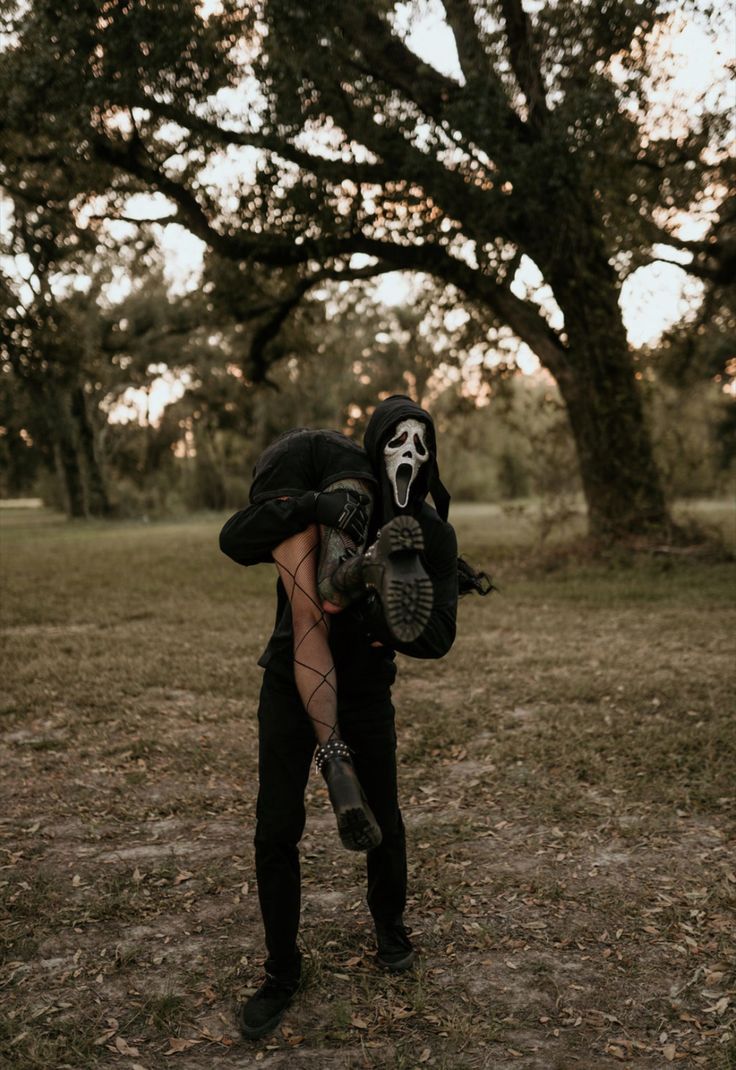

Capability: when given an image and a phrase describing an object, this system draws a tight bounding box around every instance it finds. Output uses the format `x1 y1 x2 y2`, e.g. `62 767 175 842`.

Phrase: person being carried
219 395 490 1040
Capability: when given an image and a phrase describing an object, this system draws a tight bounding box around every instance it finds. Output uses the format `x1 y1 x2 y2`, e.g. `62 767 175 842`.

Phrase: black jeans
254 671 407 980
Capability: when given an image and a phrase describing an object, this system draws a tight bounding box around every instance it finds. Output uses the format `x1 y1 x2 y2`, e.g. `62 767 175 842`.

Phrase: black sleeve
359 517 458 660
219 496 315 566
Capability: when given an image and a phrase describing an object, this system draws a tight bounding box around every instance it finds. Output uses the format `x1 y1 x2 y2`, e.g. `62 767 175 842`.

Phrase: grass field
1 503 735 1070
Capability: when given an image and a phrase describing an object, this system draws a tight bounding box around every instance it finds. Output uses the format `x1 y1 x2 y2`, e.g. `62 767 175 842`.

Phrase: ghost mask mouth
383 418 429 510
395 463 414 508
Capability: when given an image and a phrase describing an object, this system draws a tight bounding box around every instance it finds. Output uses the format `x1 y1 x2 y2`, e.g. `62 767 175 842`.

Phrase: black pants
254 671 407 980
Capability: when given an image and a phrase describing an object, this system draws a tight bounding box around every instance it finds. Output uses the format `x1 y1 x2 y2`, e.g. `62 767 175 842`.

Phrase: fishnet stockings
272 525 339 745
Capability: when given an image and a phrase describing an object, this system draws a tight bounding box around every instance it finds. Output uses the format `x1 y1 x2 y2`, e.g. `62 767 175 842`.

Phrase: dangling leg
272 526 381 852
272 525 338 746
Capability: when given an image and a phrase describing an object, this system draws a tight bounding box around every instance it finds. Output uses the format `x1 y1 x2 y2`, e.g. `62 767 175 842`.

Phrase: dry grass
1 503 734 1069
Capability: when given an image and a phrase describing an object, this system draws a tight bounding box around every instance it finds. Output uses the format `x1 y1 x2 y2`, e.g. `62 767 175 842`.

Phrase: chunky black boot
375 918 416 972
316 740 383 852
332 516 433 643
237 972 301 1039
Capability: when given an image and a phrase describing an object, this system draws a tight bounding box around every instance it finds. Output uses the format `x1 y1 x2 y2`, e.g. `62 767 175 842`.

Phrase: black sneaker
362 516 433 643
237 973 301 1040
375 919 416 972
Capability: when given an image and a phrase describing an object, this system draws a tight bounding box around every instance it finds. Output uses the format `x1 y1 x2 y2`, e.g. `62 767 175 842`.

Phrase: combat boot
332 516 433 643
315 739 382 852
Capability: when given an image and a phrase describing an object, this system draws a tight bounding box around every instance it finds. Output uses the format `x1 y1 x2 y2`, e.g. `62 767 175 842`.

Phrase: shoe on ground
237 973 301 1040
362 516 432 644
321 747 383 852
375 919 416 972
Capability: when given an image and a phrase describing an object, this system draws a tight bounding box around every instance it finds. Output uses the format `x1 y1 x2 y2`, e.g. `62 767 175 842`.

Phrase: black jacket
219 415 458 691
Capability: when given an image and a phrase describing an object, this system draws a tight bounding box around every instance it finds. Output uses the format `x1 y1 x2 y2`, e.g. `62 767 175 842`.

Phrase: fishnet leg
272 525 339 746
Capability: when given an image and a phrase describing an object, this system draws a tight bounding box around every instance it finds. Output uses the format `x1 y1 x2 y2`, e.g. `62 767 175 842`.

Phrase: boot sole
325 761 383 852
337 806 383 851
371 517 433 644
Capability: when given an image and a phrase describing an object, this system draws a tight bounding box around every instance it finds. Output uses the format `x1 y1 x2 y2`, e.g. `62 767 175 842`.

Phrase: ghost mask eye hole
413 433 428 457
387 431 408 450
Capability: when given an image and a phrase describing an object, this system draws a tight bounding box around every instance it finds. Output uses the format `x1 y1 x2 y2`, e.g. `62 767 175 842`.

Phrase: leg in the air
331 515 433 644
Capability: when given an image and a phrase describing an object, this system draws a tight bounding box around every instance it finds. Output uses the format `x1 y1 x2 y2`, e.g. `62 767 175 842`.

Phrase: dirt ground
1 505 735 1069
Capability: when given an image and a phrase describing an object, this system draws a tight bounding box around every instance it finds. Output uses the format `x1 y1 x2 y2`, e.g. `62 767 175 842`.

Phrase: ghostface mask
383 418 429 509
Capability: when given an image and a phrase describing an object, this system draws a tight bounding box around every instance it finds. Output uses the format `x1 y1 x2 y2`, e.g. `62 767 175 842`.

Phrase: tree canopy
1 0 733 535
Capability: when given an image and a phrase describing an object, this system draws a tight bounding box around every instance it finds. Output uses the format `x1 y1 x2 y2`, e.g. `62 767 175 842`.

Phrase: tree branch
244 260 396 382
137 95 392 186
90 132 565 372
335 7 462 118
498 0 549 128
441 0 491 85
333 5 530 151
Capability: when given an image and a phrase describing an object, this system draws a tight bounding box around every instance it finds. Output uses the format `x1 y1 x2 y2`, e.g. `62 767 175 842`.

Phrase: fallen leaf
132 868 143 884
174 871 194 885
114 1036 140 1057
164 1037 201 1055
704 996 730 1016
350 1015 368 1030
663 1042 676 1061
419 1048 431 1063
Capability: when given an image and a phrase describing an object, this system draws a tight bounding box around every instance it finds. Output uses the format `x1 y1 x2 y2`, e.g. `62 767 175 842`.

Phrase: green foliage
1 0 732 534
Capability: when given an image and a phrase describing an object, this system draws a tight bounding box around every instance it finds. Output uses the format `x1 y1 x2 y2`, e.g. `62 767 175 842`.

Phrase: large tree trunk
556 351 670 538
26 380 86 517
51 394 87 518
543 226 671 540
71 386 112 516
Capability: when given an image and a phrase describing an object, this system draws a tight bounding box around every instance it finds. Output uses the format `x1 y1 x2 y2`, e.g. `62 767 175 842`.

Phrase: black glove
307 488 371 543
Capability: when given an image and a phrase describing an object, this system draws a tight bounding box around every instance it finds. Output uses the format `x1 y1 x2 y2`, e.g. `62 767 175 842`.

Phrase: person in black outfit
220 397 462 1039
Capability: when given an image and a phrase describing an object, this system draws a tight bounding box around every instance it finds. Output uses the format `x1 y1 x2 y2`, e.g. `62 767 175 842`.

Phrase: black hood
364 395 451 521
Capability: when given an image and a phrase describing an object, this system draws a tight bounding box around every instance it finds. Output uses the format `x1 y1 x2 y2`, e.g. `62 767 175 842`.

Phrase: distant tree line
1 228 731 519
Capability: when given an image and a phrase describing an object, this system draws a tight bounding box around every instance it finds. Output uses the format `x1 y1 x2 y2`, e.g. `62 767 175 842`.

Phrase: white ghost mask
383 418 429 509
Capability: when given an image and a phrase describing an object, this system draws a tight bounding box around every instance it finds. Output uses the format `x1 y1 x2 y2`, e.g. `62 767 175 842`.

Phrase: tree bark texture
71 386 112 516
546 237 671 538
49 388 87 518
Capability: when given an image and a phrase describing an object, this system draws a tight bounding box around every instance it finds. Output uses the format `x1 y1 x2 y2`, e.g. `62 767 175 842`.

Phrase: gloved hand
305 488 371 543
